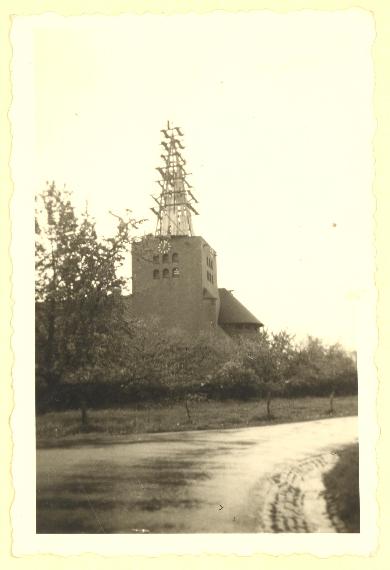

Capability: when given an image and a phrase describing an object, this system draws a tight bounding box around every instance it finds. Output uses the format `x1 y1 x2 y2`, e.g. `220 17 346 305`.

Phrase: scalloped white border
10 12 377 556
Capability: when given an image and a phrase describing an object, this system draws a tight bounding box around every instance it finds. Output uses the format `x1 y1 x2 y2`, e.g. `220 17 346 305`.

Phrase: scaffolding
152 121 198 236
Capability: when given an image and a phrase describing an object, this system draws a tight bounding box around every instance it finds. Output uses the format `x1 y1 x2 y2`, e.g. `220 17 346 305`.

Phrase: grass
323 443 360 532
36 395 358 447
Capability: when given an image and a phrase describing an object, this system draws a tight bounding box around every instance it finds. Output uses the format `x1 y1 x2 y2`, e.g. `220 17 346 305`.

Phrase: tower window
172 253 179 263
153 255 159 264
153 269 160 279
172 267 180 278
162 253 169 263
162 268 169 278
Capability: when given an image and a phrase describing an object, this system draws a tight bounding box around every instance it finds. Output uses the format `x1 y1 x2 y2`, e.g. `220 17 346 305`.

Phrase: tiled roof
203 287 218 300
218 288 263 326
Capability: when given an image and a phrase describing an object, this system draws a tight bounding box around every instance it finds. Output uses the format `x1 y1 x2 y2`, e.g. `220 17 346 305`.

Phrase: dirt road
36 416 358 533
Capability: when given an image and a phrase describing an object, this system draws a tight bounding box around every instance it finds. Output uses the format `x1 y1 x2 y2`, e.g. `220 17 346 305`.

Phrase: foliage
35 182 143 396
323 444 360 532
35 183 357 417
121 323 233 399
285 337 357 397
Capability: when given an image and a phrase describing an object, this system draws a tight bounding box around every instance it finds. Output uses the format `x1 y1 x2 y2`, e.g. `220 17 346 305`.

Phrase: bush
283 372 357 398
36 329 358 413
323 444 360 532
36 378 170 414
36 366 358 414
203 362 260 400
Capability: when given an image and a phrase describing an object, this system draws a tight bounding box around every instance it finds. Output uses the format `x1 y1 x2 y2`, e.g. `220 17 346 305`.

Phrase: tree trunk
44 296 57 385
185 398 192 423
266 390 272 419
328 389 335 415
80 394 88 427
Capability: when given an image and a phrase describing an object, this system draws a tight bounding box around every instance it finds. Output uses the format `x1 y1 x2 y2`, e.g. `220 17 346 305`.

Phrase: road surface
36 416 358 533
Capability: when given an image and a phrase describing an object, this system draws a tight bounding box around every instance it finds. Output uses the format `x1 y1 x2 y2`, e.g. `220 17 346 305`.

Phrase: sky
22 11 374 350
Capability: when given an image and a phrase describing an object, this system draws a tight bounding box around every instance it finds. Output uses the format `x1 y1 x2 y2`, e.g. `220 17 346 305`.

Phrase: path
36 416 358 533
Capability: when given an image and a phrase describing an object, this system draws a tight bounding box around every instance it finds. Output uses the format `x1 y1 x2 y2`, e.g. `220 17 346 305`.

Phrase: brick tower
131 123 220 334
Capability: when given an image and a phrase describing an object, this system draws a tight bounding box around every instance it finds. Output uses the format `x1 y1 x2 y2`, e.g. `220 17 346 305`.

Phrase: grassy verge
323 443 360 532
36 395 357 447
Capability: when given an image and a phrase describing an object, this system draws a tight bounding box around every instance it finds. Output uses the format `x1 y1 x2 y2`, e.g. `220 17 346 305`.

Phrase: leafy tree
287 336 357 406
35 182 357 426
35 182 144 424
238 329 296 418
322 342 357 412
124 322 232 421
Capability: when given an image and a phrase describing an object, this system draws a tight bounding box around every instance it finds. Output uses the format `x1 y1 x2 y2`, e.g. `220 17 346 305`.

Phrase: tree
288 336 357 405
239 329 296 418
35 182 144 424
125 322 232 421
323 342 357 413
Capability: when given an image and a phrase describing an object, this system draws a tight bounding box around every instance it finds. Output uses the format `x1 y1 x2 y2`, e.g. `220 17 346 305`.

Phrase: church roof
218 288 263 326
203 287 218 300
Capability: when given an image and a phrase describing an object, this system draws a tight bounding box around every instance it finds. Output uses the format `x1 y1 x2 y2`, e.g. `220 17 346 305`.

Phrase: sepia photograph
10 8 377 553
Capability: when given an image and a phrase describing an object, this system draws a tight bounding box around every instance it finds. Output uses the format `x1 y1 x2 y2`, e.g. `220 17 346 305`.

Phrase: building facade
131 235 220 334
128 123 262 337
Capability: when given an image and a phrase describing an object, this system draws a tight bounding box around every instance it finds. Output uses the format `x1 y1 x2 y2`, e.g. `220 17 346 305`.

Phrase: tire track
253 452 347 532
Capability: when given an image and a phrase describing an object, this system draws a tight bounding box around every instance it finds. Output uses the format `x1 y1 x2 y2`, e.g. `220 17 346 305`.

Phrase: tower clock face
157 238 171 254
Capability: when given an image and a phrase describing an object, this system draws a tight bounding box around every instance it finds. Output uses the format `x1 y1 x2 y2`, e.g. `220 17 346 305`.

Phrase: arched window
172 267 180 278
172 253 179 263
153 269 160 279
162 253 169 263
153 255 159 264
162 268 169 278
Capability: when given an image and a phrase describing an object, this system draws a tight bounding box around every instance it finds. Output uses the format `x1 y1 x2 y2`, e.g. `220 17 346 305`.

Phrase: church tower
131 123 220 335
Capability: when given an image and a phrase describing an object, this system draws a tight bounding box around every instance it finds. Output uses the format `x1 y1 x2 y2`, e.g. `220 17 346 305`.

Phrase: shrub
204 361 260 400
